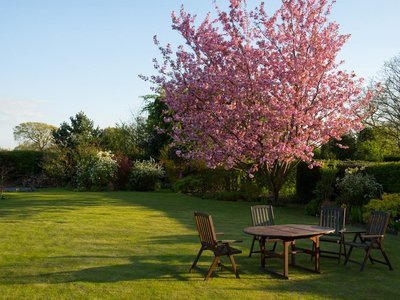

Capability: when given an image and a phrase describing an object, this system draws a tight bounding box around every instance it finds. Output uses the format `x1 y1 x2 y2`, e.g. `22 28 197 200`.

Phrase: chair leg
342 240 347 263
380 247 394 270
205 256 220 281
228 254 240 279
344 246 354 265
190 247 203 272
249 236 256 257
271 241 277 252
338 241 343 264
360 247 372 271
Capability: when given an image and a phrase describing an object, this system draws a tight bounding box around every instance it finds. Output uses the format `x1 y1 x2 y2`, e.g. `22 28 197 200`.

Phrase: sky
1 0 400 149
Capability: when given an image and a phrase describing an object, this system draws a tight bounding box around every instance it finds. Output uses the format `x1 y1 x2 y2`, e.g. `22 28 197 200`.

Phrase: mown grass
0 189 398 299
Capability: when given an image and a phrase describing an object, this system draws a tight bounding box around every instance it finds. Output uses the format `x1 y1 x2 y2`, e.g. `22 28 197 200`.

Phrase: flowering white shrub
129 158 165 191
76 151 118 190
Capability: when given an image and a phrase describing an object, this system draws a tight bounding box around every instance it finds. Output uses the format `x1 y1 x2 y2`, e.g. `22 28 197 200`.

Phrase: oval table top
243 224 335 239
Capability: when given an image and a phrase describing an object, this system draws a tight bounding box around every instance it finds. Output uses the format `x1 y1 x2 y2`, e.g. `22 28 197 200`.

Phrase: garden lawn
0 190 399 299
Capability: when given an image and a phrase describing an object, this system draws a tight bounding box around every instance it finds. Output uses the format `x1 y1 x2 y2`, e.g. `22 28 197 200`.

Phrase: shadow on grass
0 254 243 284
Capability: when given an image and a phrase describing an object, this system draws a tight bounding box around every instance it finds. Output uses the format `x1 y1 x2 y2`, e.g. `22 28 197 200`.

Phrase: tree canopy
13 122 56 150
148 0 373 202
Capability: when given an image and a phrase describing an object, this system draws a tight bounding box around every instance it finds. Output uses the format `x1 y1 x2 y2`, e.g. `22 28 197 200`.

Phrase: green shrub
363 194 400 232
0 150 44 184
296 161 321 203
76 151 118 190
214 191 243 202
305 162 338 216
129 158 165 191
336 167 382 208
305 198 321 216
365 162 400 193
173 176 204 194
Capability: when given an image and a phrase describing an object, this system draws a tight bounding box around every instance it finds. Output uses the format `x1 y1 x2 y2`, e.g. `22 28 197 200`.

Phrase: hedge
0 150 44 184
296 160 400 202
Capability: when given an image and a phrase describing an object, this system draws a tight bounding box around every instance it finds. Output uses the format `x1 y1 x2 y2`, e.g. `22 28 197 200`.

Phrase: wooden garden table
244 224 335 279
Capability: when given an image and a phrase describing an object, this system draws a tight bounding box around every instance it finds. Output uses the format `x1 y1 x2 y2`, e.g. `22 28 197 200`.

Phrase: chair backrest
366 211 390 236
319 206 346 234
250 205 275 227
194 212 218 248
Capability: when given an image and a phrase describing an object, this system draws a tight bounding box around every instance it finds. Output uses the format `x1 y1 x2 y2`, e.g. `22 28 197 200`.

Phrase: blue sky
1 0 400 149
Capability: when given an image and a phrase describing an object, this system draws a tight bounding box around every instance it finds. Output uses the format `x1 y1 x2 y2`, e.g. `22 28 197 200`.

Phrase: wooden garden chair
249 205 279 257
316 206 347 263
189 212 242 280
344 211 393 271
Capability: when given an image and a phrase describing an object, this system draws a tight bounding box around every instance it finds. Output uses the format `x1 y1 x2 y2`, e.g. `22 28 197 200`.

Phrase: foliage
0 150 44 185
147 0 372 204
100 116 149 159
305 198 321 217
335 167 383 207
13 122 57 150
363 193 400 232
129 158 165 191
76 151 118 190
159 145 186 185
368 53 400 147
141 94 172 159
173 175 203 194
296 162 321 204
53 111 101 150
52 112 102 185
114 154 133 190
306 162 338 216
354 127 400 161
320 134 357 160
365 162 400 193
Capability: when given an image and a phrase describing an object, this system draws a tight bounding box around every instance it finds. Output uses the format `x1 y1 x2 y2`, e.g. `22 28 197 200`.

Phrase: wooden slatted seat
317 206 347 263
249 205 279 257
189 212 242 280
344 211 393 271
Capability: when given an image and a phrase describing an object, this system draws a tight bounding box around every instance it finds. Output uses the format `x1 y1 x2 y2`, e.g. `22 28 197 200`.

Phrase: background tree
100 116 149 159
147 0 373 203
320 134 357 160
49 112 101 184
53 111 101 150
13 122 56 150
141 93 172 159
369 53 400 147
353 126 399 161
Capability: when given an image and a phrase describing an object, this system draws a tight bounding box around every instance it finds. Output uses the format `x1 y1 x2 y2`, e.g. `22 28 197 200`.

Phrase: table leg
259 236 266 268
311 236 321 273
283 241 290 279
291 240 296 266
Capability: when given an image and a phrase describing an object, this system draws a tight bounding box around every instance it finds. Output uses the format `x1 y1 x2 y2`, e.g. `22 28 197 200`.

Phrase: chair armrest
219 239 243 244
342 229 366 234
216 232 224 236
360 234 384 239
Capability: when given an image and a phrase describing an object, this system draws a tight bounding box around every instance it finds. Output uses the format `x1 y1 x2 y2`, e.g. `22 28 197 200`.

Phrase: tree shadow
0 254 242 285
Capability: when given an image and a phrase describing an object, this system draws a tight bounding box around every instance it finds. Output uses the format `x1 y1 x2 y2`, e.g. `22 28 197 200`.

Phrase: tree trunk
264 160 298 205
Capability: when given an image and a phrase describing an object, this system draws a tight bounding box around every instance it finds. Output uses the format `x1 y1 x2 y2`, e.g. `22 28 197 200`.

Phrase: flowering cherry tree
147 0 373 203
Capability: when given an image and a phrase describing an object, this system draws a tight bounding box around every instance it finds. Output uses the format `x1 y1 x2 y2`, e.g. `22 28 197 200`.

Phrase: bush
363 194 400 232
305 198 321 216
296 161 321 203
173 176 204 194
129 158 165 191
365 162 400 193
336 167 383 208
76 151 118 190
0 150 44 185
305 162 338 216
114 154 133 190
